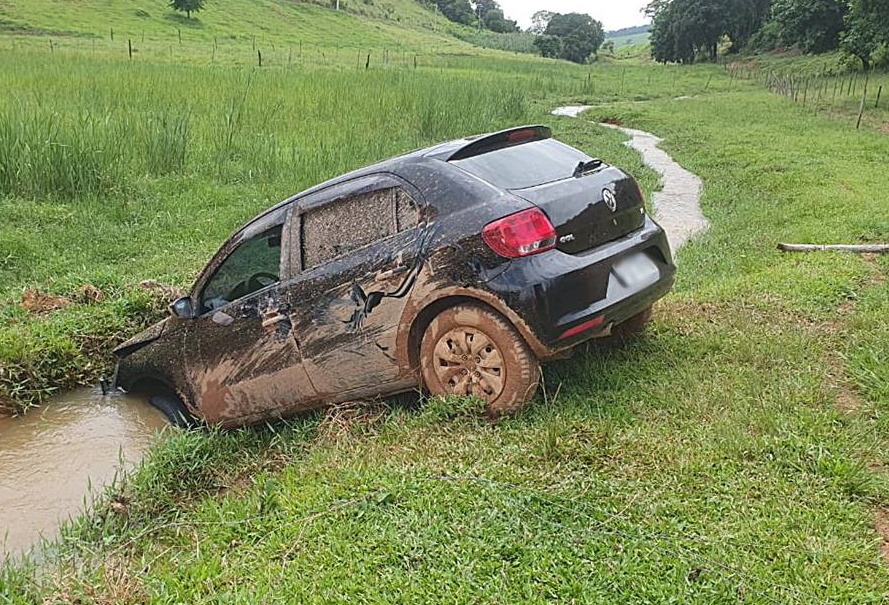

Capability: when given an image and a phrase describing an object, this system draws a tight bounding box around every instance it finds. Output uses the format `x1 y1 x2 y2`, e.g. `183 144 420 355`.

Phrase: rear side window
451 138 589 190
301 187 419 270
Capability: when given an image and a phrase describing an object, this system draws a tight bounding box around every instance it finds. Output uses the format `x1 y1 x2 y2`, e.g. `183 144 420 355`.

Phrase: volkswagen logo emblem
602 188 618 212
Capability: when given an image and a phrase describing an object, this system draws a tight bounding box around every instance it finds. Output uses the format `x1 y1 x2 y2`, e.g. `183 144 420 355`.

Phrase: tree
648 0 727 63
169 0 205 19
469 0 518 32
842 0 889 69
542 13 605 63
724 0 772 52
770 0 847 53
484 8 519 32
533 34 562 57
529 10 554 34
433 0 475 25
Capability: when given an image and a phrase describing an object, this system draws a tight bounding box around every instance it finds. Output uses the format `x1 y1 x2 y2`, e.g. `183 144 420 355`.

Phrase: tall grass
0 52 543 201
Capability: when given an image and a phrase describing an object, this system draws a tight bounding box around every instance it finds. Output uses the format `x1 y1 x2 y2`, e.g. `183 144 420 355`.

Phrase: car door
288 174 427 399
183 207 317 425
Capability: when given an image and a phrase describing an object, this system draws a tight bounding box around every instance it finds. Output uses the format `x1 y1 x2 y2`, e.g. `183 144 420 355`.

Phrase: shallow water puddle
552 106 710 250
0 389 167 562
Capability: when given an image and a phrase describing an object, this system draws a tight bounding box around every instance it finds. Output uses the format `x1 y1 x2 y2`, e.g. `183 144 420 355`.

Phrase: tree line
423 1 605 63
648 0 889 68
423 0 519 33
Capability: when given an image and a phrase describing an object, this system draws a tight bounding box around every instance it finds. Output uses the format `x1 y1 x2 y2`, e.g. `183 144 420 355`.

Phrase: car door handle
212 311 235 326
374 265 409 282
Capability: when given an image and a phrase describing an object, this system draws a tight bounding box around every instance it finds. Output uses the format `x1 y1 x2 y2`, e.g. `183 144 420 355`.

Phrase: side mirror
170 297 196 319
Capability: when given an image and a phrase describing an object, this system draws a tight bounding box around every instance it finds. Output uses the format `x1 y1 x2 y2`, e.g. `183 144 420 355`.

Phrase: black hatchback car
114 125 675 426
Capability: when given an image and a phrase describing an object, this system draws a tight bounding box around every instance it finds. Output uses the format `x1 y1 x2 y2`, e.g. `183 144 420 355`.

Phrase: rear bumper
486 215 675 354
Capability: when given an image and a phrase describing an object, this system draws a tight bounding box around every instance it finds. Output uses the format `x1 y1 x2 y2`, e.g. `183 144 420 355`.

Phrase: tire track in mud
552 105 709 251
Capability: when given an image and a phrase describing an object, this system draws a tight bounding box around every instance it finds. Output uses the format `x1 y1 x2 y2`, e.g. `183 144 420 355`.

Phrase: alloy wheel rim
432 327 504 400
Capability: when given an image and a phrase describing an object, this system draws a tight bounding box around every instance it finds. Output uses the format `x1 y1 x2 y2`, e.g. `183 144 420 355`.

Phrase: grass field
725 53 889 133
1 0 889 601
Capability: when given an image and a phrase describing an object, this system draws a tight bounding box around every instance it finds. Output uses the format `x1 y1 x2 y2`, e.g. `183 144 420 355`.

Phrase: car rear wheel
419 303 539 415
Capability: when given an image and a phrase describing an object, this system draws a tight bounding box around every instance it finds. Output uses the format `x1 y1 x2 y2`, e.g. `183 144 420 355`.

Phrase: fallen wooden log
778 243 889 253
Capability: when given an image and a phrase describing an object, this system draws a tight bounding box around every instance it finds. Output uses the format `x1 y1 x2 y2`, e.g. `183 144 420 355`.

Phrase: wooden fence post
257 50 262 67
875 85 883 109
856 72 869 130
128 38 133 59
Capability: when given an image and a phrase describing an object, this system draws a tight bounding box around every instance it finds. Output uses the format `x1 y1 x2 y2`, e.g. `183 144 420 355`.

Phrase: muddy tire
607 306 653 344
419 303 539 416
148 394 195 429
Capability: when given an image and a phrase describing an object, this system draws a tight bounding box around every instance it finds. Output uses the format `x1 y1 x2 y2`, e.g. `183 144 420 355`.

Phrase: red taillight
482 208 557 258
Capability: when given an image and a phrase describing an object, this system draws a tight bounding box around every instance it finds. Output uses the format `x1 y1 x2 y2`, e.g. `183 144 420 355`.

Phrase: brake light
482 208 556 258
507 128 537 143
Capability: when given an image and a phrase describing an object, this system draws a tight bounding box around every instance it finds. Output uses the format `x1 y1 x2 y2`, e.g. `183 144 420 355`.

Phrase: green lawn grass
1 2 889 601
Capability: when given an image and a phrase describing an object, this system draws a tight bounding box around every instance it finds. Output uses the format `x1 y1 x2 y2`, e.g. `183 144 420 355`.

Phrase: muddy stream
0 390 168 562
552 105 709 251
0 111 707 563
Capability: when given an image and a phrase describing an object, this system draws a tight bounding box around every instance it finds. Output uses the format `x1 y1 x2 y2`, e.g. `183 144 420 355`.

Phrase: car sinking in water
113 125 675 427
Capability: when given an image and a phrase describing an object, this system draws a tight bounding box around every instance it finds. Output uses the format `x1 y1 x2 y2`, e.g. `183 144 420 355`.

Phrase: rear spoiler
444 125 552 162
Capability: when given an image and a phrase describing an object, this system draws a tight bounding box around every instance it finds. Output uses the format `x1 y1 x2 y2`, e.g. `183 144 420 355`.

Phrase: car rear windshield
450 138 590 190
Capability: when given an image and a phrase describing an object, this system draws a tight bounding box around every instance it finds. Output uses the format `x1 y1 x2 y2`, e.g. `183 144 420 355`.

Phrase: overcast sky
497 0 650 31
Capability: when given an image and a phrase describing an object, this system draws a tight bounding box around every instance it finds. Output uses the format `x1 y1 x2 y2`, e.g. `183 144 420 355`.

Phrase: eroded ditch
552 105 709 250
0 390 167 562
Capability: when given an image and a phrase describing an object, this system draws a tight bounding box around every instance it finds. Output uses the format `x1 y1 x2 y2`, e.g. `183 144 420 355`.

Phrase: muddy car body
114 126 675 426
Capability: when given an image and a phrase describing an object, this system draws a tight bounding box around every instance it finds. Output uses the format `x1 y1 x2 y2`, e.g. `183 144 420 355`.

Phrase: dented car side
114 125 676 426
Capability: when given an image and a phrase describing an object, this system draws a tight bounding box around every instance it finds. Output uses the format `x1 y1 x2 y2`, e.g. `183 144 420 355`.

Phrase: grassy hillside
607 30 651 48
0 0 474 62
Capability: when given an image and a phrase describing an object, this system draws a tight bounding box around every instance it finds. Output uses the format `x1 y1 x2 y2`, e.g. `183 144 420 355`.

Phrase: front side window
199 225 283 313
